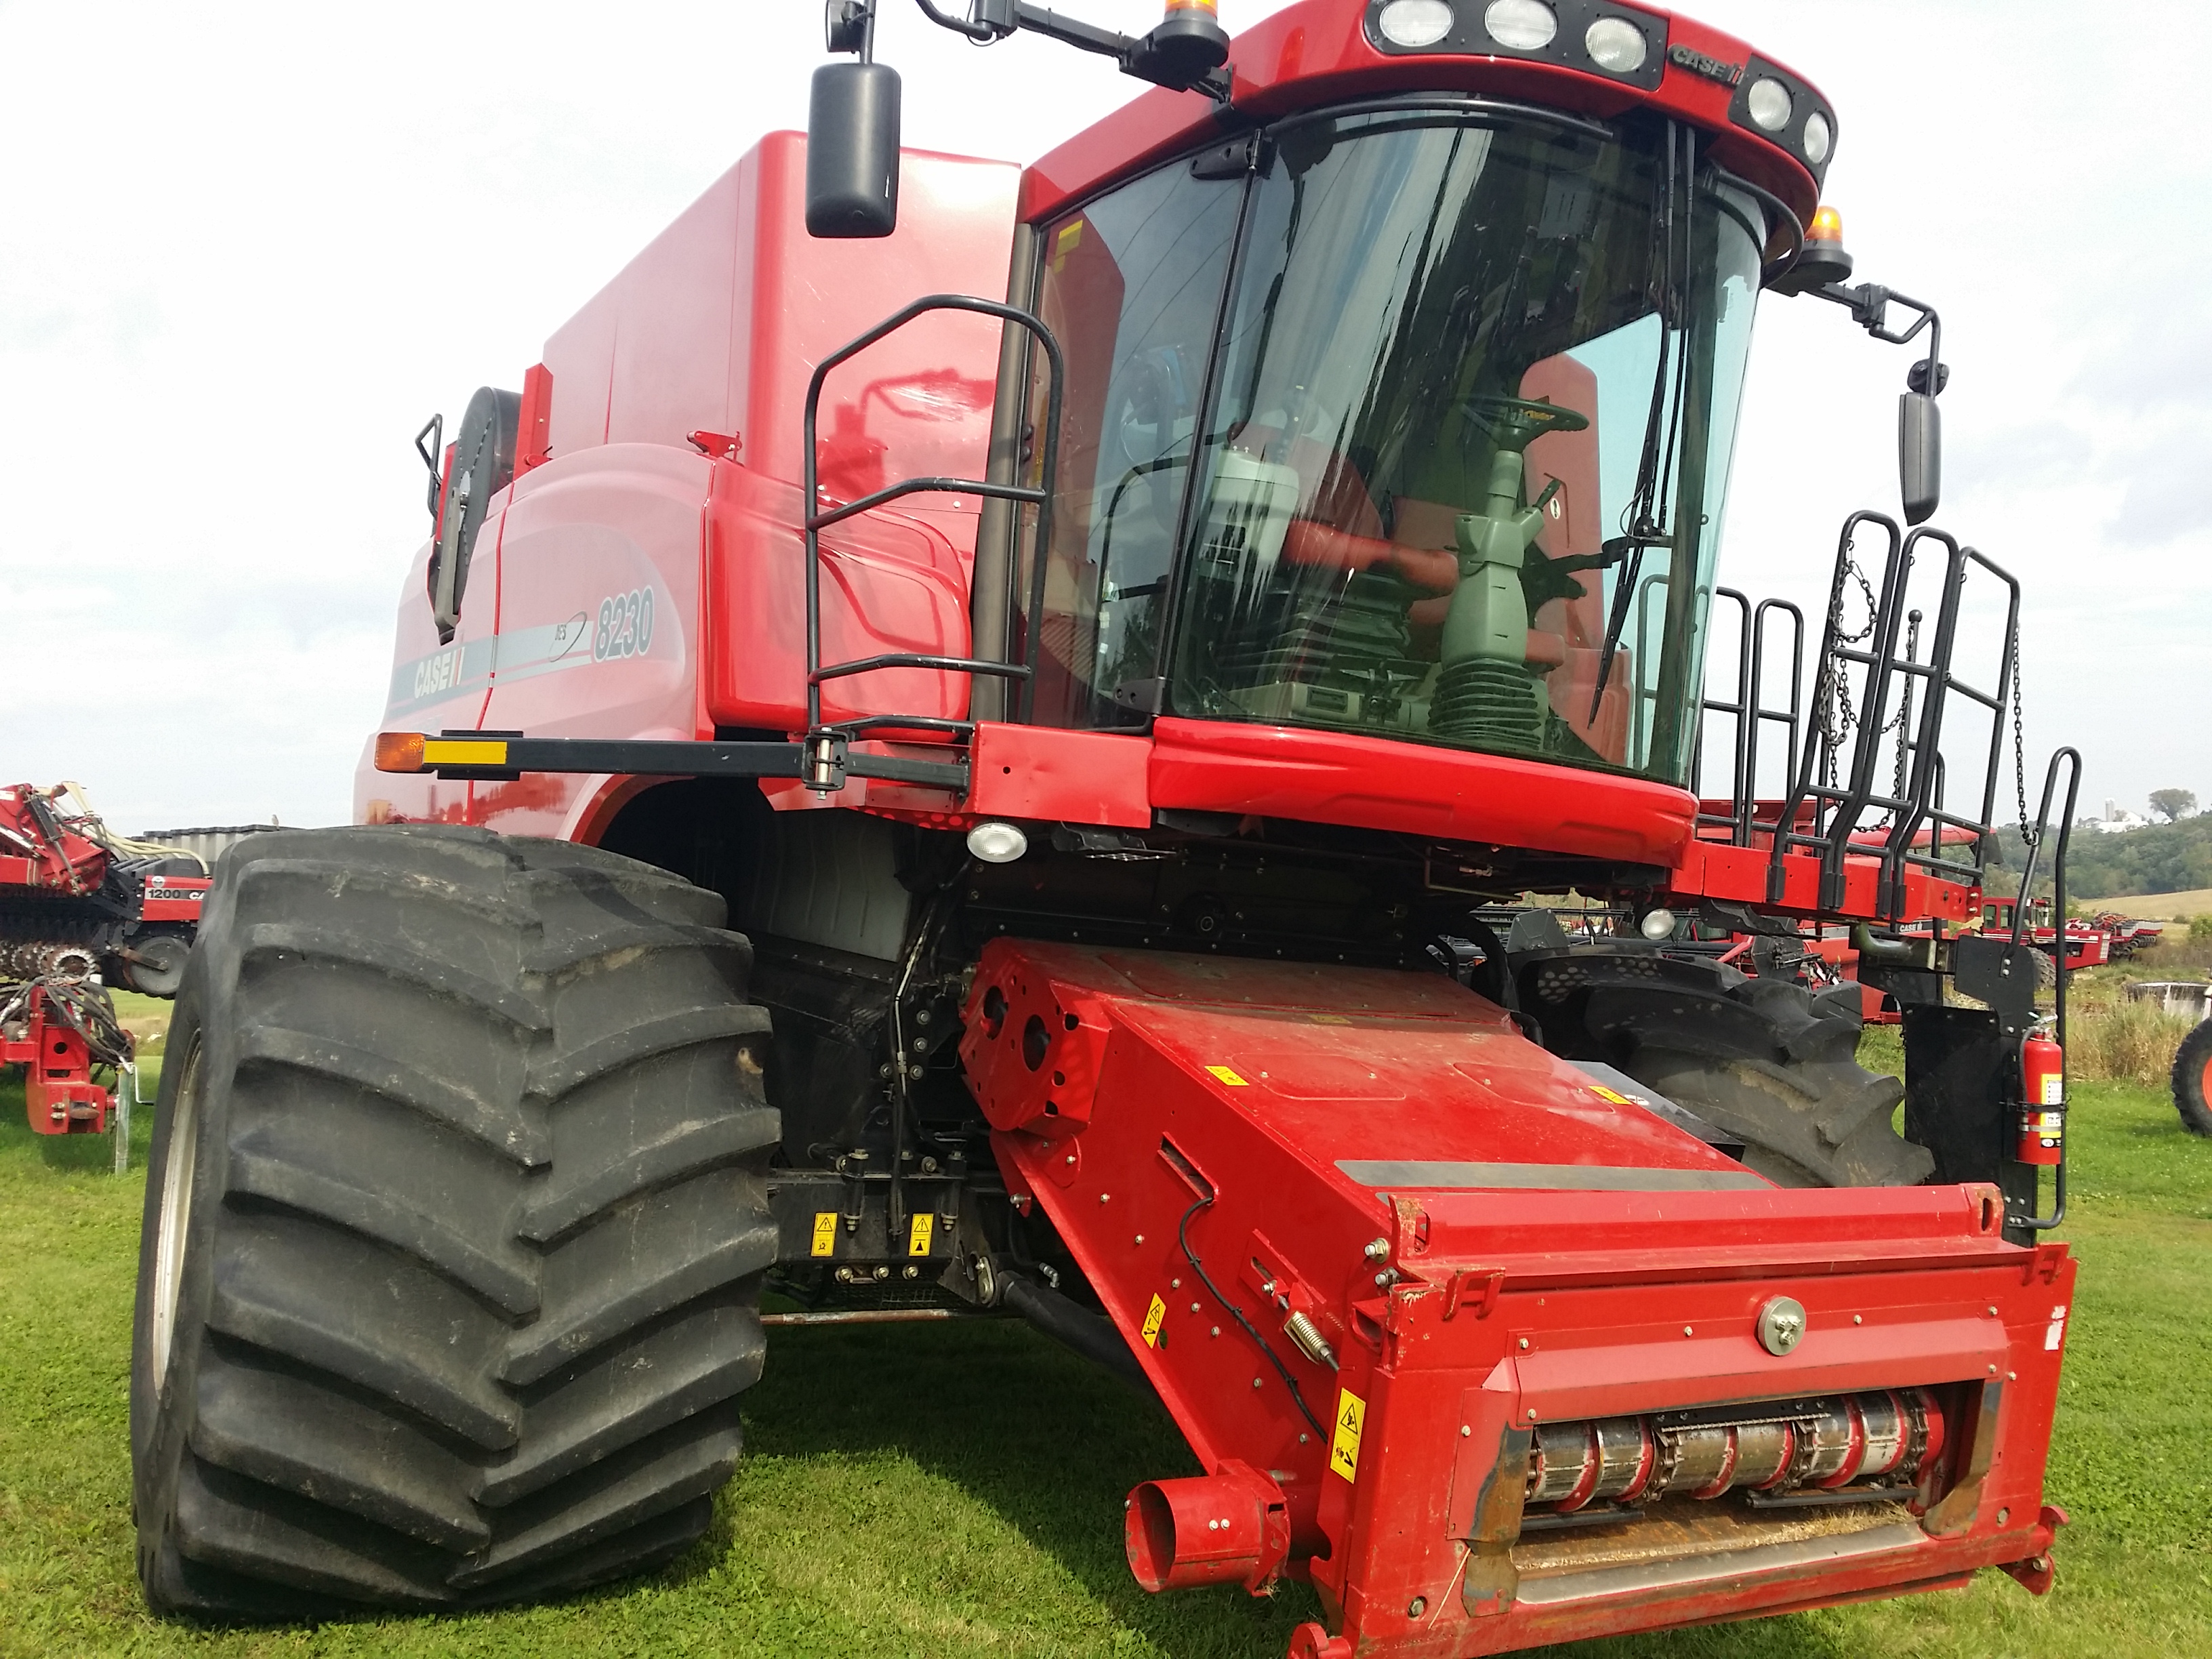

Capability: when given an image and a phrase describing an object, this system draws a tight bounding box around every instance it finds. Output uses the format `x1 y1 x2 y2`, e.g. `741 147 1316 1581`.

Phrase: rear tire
1522 947 1934 1188
131 825 777 1616
2172 1019 2212 1138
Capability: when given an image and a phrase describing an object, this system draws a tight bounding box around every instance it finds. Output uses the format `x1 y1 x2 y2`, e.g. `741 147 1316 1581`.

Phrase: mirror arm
912 0 1231 98
1811 281 1944 386
914 0 1010 43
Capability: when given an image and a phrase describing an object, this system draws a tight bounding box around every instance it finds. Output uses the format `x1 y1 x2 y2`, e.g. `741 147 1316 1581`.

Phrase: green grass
4 1053 2210 1657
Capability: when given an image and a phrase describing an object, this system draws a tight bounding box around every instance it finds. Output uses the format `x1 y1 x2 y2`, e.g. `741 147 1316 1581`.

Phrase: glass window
1017 160 1244 728
1162 109 1763 787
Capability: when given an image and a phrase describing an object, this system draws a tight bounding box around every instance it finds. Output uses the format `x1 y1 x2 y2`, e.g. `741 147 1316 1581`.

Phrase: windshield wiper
1591 121 1697 722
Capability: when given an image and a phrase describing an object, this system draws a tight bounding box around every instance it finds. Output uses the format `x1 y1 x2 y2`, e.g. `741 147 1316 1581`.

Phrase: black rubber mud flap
1520 946 1933 1188
130 825 778 1616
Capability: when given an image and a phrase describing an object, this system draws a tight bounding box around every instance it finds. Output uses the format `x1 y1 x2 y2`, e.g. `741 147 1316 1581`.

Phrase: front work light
1639 907 1677 941
1746 75 1793 131
1376 0 1454 48
1483 0 1557 51
967 821 1030 863
1583 15 1647 72
1802 110 1832 164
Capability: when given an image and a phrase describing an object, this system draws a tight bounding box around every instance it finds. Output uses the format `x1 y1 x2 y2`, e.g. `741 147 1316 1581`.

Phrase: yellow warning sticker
908 1212 935 1257
1206 1065 1250 1086
1330 1387 1366 1483
1589 1084 1635 1105
1141 1294 1167 1348
811 1212 838 1257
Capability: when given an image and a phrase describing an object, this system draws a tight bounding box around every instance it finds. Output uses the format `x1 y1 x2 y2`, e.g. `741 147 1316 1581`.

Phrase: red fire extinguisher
2018 1025 2065 1166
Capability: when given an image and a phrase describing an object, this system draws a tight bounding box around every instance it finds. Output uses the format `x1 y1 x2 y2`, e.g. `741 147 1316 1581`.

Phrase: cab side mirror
1899 390 1940 527
806 61 901 238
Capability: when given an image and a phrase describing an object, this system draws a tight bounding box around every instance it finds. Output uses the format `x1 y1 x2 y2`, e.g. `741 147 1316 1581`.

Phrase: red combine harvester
3 783 203 1143
131 4 2085 1651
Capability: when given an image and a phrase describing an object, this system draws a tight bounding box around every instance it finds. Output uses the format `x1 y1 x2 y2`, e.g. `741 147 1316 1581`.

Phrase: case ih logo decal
1667 43 1744 86
386 590 662 716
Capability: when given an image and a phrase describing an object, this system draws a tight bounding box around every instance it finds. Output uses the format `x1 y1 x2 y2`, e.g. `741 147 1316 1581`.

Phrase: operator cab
1017 103 1767 792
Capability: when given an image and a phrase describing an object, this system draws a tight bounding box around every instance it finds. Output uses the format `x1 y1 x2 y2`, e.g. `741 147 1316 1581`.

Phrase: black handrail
1696 589 1805 845
1766 510 1902 905
1762 512 2013 919
2011 745 2081 1231
802 293 1067 733
1877 540 2019 915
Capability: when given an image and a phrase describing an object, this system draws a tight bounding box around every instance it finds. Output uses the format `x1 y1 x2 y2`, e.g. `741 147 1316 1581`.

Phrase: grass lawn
3 1027 2208 1658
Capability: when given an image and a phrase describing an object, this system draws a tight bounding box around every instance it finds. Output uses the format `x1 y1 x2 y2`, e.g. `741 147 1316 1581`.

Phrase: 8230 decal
593 588 655 661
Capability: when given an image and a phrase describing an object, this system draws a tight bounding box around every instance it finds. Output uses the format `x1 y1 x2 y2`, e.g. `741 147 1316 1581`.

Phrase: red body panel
1023 3 1824 227
963 941 2070 1657
138 872 209 924
354 138 1018 832
0 785 108 893
3 985 114 1135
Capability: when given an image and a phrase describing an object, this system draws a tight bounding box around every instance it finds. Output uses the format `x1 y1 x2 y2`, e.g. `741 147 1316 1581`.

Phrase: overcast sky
2 0 2203 832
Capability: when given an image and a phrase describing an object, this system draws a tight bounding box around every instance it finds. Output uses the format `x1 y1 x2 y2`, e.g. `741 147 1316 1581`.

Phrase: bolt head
1252 1377 1263 1389
1210 1326 1221 1338
1364 1237 1390 1261
1408 1597 1427 1618
1460 1425 1471 1437
1099 1191 1110 1203
1755 1296 1805 1356
1134 1234 1144 1245
1997 1507 2011 1525
1518 1337 1530 1350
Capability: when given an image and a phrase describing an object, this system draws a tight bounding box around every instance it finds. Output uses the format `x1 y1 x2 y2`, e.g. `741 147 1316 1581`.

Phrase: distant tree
2150 788 2198 823
2192 914 2212 943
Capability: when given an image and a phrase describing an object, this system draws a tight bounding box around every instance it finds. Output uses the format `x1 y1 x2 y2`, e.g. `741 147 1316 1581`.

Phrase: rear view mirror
806 62 901 238
1899 391 1940 527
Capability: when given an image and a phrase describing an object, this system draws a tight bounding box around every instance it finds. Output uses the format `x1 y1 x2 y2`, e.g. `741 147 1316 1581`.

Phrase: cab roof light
1777 202 1854 291
1368 0 1667 87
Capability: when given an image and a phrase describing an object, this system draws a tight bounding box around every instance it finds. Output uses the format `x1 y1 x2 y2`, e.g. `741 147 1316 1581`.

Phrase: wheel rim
149 1040 203 1389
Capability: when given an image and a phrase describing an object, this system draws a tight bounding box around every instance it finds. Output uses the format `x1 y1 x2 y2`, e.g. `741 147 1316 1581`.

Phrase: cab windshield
1020 106 1765 788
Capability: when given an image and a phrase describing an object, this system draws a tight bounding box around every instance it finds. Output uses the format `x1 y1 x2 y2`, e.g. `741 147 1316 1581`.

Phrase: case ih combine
131 3 2083 1651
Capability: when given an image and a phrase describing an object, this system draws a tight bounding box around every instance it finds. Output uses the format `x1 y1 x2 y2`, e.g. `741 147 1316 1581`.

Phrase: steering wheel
1458 394 1590 454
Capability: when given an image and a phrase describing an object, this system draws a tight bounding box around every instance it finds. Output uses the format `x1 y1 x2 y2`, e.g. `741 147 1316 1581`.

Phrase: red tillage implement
131 3 2081 1650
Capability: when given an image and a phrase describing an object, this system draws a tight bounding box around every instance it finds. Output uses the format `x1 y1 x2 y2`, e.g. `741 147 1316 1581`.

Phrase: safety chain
2010 613 2036 851
1816 556 1882 789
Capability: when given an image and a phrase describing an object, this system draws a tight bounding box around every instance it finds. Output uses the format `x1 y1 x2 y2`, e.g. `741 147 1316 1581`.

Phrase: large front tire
131 825 777 1615
1522 947 1934 1189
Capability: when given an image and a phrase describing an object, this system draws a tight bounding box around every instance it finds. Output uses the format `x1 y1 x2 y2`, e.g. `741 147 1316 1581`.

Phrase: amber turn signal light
374 732 426 773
